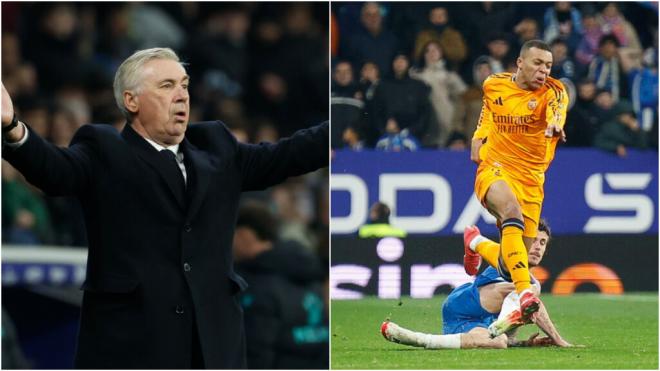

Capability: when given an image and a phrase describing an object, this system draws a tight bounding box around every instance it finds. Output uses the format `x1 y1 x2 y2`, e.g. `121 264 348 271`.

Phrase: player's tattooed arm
531 301 573 347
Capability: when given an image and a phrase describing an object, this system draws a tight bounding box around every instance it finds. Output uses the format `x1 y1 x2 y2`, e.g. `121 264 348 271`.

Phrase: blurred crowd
331 2 658 155
2 2 329 256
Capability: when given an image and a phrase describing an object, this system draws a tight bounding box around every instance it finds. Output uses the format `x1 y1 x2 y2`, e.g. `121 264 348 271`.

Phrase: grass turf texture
331 293 658 369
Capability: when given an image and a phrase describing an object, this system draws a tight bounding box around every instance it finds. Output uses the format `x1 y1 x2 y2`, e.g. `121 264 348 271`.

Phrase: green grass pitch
331 293 658 369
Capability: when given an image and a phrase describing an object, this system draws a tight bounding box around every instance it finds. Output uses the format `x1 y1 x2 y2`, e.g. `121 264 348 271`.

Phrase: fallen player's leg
381 321 506 349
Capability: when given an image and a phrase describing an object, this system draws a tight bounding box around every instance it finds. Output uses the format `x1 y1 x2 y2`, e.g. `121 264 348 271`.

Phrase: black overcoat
2 120 328 369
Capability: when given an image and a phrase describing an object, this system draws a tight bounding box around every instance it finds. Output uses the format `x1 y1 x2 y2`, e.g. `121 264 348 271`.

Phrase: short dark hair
550 38 567 47
520 39 551 57
236 201 278 242
370 201 391 223
538 218 552 242
599 34 621 48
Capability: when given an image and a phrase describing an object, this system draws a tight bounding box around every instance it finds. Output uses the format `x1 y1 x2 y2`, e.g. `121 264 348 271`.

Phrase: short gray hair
113 47 182 121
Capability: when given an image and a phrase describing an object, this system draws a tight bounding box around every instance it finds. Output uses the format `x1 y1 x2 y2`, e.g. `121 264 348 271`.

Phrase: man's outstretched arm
2 83 26 143
2 83 94 196
530 301 572 347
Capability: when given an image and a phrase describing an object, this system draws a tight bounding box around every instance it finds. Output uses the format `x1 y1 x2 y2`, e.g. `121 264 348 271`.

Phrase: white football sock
423 333 462 349
498 291 520 321
469 235 490 252
387 323 461 349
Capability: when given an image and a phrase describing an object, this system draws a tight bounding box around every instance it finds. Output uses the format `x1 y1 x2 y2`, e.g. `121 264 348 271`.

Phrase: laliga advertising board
330 149 658 236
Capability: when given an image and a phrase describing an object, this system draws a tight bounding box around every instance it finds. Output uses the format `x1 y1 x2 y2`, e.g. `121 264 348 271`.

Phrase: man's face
429 7 448 25
334 62 353 86
488 40 509 59
551 42 567 62
578 82 596 100
517 47 553 90
361 62 379 82
528 231 548 266
600 41 618 59
595 91 614 109
130 58 190 145
424 42 442 64
392 56 409 77
361 3 382 34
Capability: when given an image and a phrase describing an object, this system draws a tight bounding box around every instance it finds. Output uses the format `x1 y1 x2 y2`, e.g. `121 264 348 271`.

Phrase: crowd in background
331 1 658 155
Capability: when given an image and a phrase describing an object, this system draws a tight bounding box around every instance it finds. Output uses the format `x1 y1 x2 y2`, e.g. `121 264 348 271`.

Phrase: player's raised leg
484 180 540 317
463 225 500 275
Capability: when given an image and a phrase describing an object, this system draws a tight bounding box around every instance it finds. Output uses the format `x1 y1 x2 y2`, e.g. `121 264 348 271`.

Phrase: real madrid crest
528 98 537 110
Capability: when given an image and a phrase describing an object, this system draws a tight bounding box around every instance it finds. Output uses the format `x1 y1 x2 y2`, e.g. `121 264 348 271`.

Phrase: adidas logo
493 97 504 105
512 261 527 270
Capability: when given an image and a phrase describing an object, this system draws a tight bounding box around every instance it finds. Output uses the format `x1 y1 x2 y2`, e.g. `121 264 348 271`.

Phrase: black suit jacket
2 120 328 369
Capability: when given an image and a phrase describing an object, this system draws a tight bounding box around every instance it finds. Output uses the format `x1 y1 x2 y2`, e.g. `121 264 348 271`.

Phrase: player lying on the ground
381 220 572 349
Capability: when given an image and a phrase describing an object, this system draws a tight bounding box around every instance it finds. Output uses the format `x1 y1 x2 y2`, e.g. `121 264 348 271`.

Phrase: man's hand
616 144 627 158
545 124 566 142
2 83 25 143
522 332 554 347
553 337 574 347
470 138 484 164
2 82 15 126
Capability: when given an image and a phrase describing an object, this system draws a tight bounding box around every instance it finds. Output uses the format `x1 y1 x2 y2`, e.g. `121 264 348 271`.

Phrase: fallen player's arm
531 301 573 347
508 332 556 347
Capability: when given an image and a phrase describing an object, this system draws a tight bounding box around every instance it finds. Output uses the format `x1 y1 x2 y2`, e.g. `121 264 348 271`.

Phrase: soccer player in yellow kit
463 40 568 321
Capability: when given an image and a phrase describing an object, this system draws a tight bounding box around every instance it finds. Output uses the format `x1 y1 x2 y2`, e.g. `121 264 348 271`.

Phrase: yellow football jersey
473 73 568 185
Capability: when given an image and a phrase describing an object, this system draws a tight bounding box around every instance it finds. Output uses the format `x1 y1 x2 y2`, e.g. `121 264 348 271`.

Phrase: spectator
565 79 601 146
481 33 513 74
1 33 39 100
341 125 365 151
22 4 98 92
462 2 518 59
340 2 399 77
410 40 467 147
550 38 578 81
233 202 328 369
413 6 468 70
49 105 77 147
446 131 468 151
357 61 380 102
593 88 617 124
129 3 185 50
596 3 642 57
623 47 658 145
588 34 629 102
542 2 583 53
453 56 493 140
187 6 251 99
331 61 363 149
593 100 647 157
331 60 361 99
372 53 431 143
2 162 53 245
357 61 382 145
375 126 421 152
513 18 541 52
358 201 407 238
575 13 604 66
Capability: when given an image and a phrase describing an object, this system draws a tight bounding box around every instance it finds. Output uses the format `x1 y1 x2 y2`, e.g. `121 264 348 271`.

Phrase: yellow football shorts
474 162 543 238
